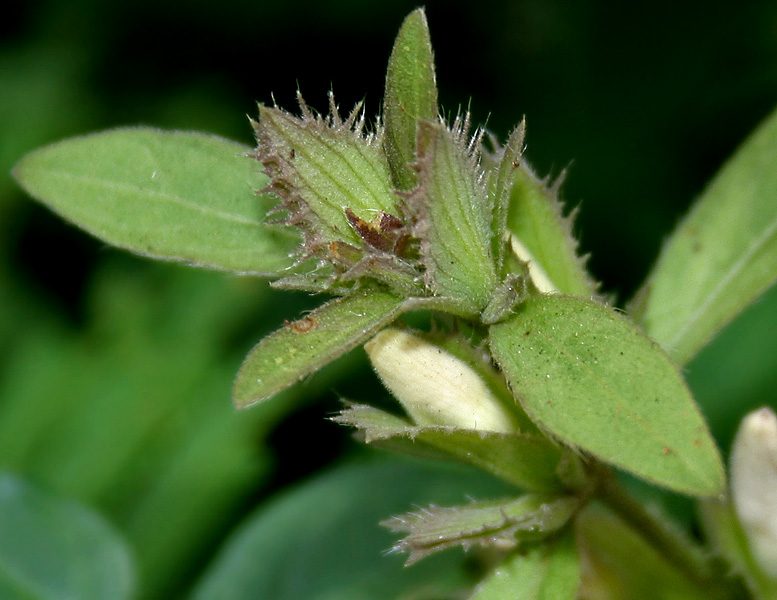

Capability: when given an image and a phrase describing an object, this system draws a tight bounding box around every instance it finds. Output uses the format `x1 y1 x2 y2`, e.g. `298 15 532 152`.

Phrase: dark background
7 0 777 302
2 0 777 597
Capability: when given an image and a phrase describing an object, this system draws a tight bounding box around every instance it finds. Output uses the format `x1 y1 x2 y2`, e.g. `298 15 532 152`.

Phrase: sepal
486 121 526 270
252 93 420 292
383 494 579 565
406 118 498 311
334 403 568 493
506 161 597 297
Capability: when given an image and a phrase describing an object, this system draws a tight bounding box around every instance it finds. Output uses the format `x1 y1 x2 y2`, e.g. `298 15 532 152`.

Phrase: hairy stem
596 469 740 599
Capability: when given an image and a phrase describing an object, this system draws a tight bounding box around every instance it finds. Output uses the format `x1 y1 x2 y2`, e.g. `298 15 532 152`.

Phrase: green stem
596 470 739 599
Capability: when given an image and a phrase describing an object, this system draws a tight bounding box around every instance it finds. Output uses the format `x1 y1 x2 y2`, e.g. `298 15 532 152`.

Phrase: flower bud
364 328 519 433
730 406 777 578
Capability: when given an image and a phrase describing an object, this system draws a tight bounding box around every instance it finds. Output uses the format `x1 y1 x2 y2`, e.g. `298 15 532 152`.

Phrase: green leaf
384 493 579 565
488 295 724 497
506 163 595 296
470 533 580 600
12 128 298 274
190 457 513 600
576 505 711 600
233 288 405 408
383 7 438 190
684 280 777 445
634 106 777 364
254 99 401 252
335 404 568 493
0 472 135 600
410 120 498 310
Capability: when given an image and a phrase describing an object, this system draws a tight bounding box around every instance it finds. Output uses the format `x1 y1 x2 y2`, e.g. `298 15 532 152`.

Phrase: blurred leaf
576 505 710 600
117 390 272 597
382 7 438 190
634 105 777 365
469 533 580 600
336 404 566 493
0 263 348 600
190 457 513 600
409 120 498 310
506 164 594 296
384 494 579 565
699 500 777 600
233 287 405 408
685 280 777 448
12 128 298 274
0 325 86 472
489 295 724 497
0 472 134 600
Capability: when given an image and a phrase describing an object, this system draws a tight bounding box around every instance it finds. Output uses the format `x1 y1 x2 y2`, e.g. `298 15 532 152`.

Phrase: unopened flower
730 406 777 578
364 328 519 433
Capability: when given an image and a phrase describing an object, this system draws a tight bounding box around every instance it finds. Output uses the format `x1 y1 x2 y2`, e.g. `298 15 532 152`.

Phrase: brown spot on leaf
287 315 318 333
662 446 671 456
379 212 404 231
345 207 410 255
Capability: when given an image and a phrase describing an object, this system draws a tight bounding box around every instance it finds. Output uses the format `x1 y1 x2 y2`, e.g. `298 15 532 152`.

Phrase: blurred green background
2 0 777 598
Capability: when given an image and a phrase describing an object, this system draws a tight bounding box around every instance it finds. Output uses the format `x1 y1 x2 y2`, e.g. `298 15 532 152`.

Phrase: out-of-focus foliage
634 105 777 365
0 472 135 600
0 257 360 599
191 457 513 600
